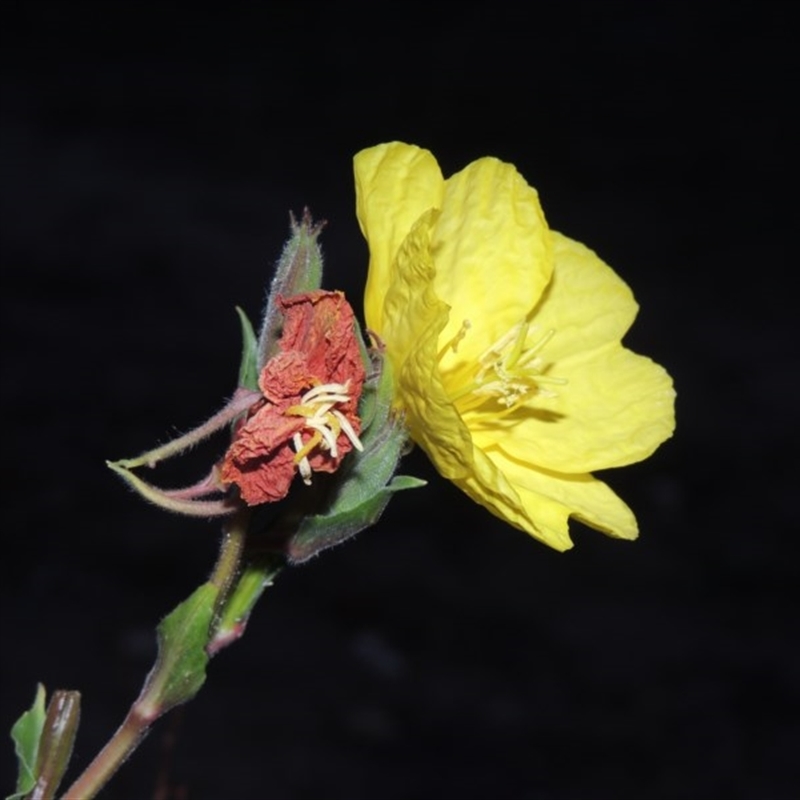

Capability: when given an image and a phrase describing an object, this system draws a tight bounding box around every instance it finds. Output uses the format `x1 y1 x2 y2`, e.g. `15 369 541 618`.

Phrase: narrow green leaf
138 583 218 721
236 306 259 391
8 683 46 799
385 475 428 492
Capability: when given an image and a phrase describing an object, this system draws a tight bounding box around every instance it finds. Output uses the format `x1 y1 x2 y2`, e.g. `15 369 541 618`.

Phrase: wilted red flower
220 290 366 505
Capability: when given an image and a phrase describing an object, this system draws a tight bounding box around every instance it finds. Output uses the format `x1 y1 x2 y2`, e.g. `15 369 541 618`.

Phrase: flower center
285 382 363 485
440 319 566 414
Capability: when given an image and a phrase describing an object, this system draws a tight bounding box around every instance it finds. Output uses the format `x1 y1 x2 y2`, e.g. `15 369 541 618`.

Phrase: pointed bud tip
290 207 327 239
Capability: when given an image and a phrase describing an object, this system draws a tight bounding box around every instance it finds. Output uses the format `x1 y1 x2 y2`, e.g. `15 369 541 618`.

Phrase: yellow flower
354 142 675 551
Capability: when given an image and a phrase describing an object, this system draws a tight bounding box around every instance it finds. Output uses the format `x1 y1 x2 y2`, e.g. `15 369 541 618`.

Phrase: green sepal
357 336 395 435
8 683 46 799
236 306 259 391
210 555 284 654
137 583 218 721
351 315 378 427
283 349 425 563
257 211 325 368
288 473 425 563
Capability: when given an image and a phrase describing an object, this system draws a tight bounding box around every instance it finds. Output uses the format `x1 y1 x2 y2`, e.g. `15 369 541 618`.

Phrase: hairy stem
61 508 253 799
60 706 150 800
209 506 251 607
115 388 260 470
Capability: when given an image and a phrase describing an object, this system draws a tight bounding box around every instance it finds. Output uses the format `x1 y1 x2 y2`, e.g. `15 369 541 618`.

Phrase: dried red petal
220 290 366 506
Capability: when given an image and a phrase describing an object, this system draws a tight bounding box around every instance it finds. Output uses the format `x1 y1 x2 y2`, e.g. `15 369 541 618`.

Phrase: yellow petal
468 231 675 472
382 211 473 481
471 343 675 472
431 157 553 367
529 232 639 361
452 444 535 539
354 143 444 335
488 448 639 550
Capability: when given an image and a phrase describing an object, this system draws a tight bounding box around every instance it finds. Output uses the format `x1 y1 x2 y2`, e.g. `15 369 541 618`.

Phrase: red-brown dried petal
221 290 366 506
258 350 314 403
220 440 297 505
279 291 366 408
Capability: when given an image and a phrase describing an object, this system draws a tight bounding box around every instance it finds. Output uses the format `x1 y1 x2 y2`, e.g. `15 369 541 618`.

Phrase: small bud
31 690 81 800
257 210 325 367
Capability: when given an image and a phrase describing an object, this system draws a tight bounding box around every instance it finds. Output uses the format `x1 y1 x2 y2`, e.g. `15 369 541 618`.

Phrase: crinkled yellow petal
380 209 444 377
431 157 554 367
488 447 638 550
400 347 474 482
354 143 444 335
382 211 473 481
451 444 546 545
468 231 675 472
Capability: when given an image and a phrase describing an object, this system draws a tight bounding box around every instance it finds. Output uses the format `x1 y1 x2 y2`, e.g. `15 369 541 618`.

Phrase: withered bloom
220 290 366 505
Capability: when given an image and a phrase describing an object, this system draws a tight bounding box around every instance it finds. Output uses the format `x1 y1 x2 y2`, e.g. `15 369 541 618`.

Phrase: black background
1 3 796 798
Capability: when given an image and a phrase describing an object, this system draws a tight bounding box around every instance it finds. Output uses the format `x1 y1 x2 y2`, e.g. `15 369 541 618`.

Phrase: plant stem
209 506 251 607
60 706 150 800
115 389 260 469
61 507 252 799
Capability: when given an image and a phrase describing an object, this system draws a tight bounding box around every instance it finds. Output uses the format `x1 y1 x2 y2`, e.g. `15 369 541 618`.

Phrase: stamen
450 320 565 413
505 321 530 369
531 374 568 386
292 432 313 485
293 430 323 465
301 382 351 404
286 380 361 484
305 417 339 457
312 402 335 418
477 324 520 366
518 328 556 364
333 409 364 451
437 319 472 361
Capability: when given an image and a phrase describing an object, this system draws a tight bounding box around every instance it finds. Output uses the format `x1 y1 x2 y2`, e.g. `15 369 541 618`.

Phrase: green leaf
236 306 259 391
384 475 428 492
257 211 325 368
288 474 425 563
8 683 46 799
138 583 218 721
